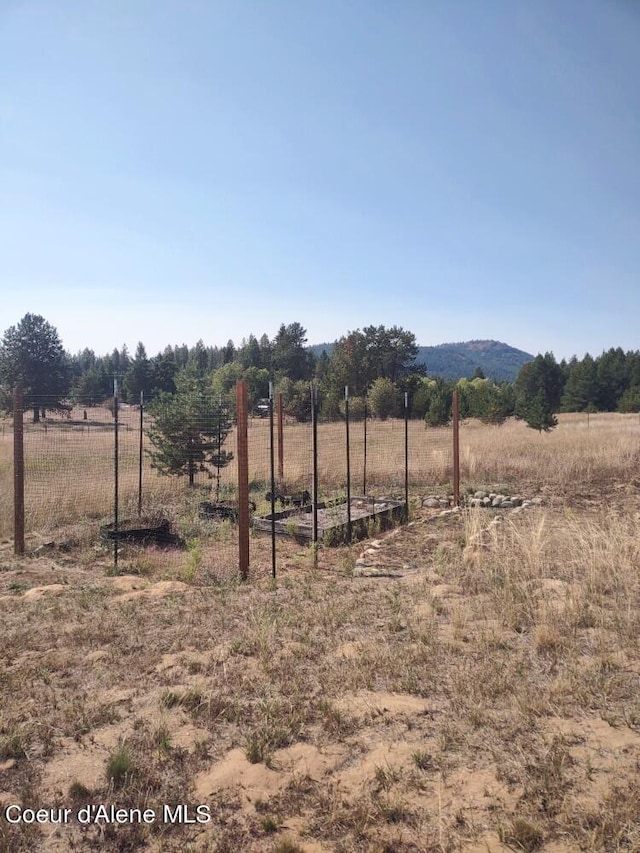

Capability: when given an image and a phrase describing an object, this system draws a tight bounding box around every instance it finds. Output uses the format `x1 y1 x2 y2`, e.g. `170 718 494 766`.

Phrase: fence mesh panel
5 386 456 575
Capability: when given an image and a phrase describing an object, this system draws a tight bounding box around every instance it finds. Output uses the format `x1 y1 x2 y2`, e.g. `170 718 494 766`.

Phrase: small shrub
261 815 279 833
500 817 544 851
106 744 135 789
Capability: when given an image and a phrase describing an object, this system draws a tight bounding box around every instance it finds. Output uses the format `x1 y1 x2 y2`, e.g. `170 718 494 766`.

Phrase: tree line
1 314 639 431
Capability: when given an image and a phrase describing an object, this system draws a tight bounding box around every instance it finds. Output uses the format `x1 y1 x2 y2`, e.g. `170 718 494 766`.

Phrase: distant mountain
309 340 534 382
415 340 534 382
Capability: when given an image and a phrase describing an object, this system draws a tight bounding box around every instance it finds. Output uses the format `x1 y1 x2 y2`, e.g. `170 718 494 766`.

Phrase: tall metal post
277 392 284 482
453 389 460 506
13 388 24 555
113 377 119 570
269 381 276 579
138 391 144 516
345 386 351 544
404 392 409 522
236 381 250 580
311 383 318 562
363 399 367 495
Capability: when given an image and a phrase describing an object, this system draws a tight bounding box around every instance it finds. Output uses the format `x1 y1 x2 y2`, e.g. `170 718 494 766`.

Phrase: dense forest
66 324 640 424
2 316 640 427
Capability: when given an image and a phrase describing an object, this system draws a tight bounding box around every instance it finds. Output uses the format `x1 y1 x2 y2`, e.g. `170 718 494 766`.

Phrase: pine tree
514 353 563 432
560 354 598 412
0 314 71 421
146 371 234 488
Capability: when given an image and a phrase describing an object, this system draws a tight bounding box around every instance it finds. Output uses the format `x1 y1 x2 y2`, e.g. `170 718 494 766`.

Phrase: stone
531 497 544 505
474 490 488 499
500 500 514 508
423 498 441 508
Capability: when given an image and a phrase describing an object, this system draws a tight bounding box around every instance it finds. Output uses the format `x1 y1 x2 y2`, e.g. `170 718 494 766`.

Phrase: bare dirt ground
2 475 640 853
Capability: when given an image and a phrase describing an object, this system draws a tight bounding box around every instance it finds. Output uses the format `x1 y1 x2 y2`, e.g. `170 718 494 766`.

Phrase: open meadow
1 412 640 851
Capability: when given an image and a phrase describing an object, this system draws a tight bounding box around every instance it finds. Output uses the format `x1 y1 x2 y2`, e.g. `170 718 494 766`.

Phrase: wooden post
13 388 25 555
277 392 284 482
452 389 460 506
236 381 250 580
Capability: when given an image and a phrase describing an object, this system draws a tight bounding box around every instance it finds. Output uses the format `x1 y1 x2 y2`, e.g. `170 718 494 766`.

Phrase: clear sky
1 0 638 362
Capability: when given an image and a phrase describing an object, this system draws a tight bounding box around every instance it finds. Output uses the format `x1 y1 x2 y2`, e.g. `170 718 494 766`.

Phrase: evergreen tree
327 325 418 399
210 396 235 501
328 330 370 397
146 371 233 488
514 353 563 432
72 366 111 405
189 340 210 376
124 342 153 402
151 347 178 395
239 334 262 369
362 325 418 382
258 334 273 373
0 313 71 421
560 354 598 412
617 386 640 413
221 339 235 365
272 323 314 381
596 347 628 411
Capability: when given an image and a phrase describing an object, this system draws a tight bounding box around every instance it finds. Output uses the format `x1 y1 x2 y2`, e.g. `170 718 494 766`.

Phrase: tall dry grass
0 410 638 538
460 412 640 493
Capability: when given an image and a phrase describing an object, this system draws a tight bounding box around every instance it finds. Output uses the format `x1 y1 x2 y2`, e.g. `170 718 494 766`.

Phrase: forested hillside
2 316 640 428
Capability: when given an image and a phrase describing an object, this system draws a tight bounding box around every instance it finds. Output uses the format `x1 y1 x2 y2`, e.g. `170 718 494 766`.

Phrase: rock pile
421 491 544 513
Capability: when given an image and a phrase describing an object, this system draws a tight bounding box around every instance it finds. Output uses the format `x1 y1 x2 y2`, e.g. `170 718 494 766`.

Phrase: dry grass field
1 412 640 851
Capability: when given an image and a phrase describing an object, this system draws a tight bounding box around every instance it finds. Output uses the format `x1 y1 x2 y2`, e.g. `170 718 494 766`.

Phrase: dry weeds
0 413 639 851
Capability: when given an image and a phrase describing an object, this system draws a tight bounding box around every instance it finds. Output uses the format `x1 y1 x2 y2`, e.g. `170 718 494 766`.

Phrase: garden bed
252 495 406 546
99 517 180 546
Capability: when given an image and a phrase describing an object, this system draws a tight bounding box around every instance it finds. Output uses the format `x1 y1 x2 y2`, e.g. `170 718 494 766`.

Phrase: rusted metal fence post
269 381 276 579
13 388 25 555
113 378 119 570
345 386 352 544
277 392 284 482
363 400 367 495
404 392 409 521
311 382 318 564
138 391 144 517
236 381 250 581
452 389 460 506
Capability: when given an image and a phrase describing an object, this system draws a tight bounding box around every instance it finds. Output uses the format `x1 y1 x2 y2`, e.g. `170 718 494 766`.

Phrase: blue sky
1 1 638 362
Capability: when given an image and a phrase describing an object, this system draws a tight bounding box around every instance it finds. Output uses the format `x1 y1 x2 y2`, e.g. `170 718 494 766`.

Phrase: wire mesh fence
5 384 456 578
